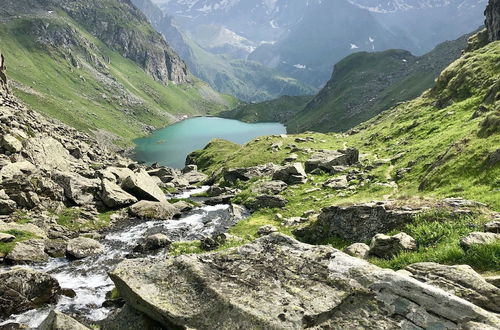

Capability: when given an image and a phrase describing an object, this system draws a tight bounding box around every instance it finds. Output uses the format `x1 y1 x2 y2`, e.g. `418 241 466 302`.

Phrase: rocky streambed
0 188 246 328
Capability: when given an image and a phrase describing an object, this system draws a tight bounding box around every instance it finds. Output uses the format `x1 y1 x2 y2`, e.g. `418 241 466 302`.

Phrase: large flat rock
110 234 500 330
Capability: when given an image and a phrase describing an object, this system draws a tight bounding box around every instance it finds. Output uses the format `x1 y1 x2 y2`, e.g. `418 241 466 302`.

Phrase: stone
344 243 370 259
250 195 288 210
122 169 167 202
172 201 192 213
52 171 100 205
305 148 359 173
251 181 288 195
44 239 67 258
272 163 307 185
182 170 208 185
369 232 417 258
485 276 500 289
300 201 419 242
0 161 37 180
0 267 60 318
485 0 500 42
23 136 72 171
1 134 22 153
0 232 15 243
460 232 500 249
229 204 246 219
281 217 306 227
484 221 500 233
100 166 135 184
0 191 16 215
323 175 348 189
101 179 138 209
257 225 278 236
100 304 165 330
223 163 279 185
66 237 105 259
129 200 178 220
110 234 500 330
182 164 198 173
405 262 500 313
39 310 90 330
0 221 47 239
143 234 171 251
6 239 49 264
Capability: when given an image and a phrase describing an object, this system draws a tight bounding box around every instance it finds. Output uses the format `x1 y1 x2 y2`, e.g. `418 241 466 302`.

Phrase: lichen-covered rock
369 232 418 258
344 243 370 259
484 220 500 233
460 232 500 249
405 262 500 313
66 237 105 259
122 169 167 202
272 163 307 185
250 195 288 210
251 181 288 195
110 234 500 329
39 310 90 330
129 200 178 220
305 148 359 173
0 267 61 318
1 134 23 153
6 239 49 264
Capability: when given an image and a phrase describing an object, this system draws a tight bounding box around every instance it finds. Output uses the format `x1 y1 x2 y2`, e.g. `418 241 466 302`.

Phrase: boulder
0 267 60 318
305 148 359 173
101 180 138 209
129 201 178 220
223 163 280 185
323 175 348 189
0 161 37 180
405 262 500 313
344 243 370 259
44 239 67 258
369 232 418 258
172 201 193 213
66 237 105 259
0 232 15 243
143 234 171 251
485 276 500 289
39 310 90 330
304 201 419 242
251 181 288 195
53 171 100 205
1 134 22 153
122 169 167 202
272 163 307 185
485 0 500 42
203 195 234 206
100 304 165 330
250 195 288 210
257 225 278 236
6 239 49 264
0 191 16 215
100 166 135 184
110 234 500 329
460 232 500 249
0 221 47 239
23 136 72 171
182 171 208 185
484 221 500 233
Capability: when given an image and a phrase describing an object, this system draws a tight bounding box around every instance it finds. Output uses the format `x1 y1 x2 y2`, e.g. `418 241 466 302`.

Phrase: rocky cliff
0 55 7 97
486 0 500 41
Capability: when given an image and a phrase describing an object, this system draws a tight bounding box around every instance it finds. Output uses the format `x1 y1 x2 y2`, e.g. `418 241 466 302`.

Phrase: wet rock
129 200 178 220
405 262 500 313
344 243 370 259
305 148 359 173
460 232 500 249
39 310 90 330
272 163 307 185
122 169 167 202
250 195 288 210
66 237 105 259
257 225 278 236
6 239 49 264
53 171 100 205
0 134 22 153
101 179 137 209
369 232 417 258
0 232 15 243
484 221 500 233
172 201 193 213
110 234 500 329
306 201 420 242
0 267 60 318
323 175 348 189
251 181 288 195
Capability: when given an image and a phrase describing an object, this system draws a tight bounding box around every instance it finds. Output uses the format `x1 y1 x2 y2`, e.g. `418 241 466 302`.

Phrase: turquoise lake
133 117 287 168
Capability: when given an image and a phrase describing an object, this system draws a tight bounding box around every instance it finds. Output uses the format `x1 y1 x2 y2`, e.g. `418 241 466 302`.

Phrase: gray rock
129 201 178 220
39 310 90 330
0 267 60 318
6 239 49 264
182 170 208 185
1 134 22 153
24 136 72 172
100 166 135 184
100 304 164 330
305 148 359 173
272 163 307 185
486 0 500 42
110 234 500 329
460 232 500 249
369 232 418 258
172 201 193 213
257 225 278 236
122 169 167 202
101 180 138 209
0 161 37 180
182 164 198 173
143 234 171 251
66 237 105 259
251 181 288 195
484 221 500 233
0 221 47 239
53 171 100 205
405 262 500 313
323 175 348 189
223 163 280 185
344 243 370 259
229 204 246 219
485 276 500 289
0 191 16 215
250 195 288 210
44 239 67 258
281 217 307 227
0 232 15 243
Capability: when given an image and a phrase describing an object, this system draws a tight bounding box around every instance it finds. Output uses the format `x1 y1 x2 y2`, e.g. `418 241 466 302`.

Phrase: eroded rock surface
110 234 500 330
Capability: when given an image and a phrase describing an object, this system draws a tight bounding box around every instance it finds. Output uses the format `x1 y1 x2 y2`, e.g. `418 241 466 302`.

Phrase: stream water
0 188 246 328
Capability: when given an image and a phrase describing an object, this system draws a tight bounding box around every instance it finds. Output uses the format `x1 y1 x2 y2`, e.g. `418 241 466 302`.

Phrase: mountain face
0 0 235 145
155 0 486 89
486 0 500 41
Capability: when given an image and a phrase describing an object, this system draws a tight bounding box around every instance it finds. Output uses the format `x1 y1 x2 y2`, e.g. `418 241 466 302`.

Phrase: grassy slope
186 41 500 272
0 14 236 146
